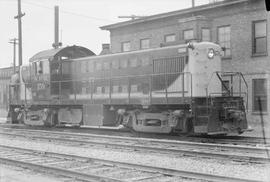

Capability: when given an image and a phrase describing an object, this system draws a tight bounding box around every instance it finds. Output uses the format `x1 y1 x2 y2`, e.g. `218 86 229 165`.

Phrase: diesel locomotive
8 42 249 135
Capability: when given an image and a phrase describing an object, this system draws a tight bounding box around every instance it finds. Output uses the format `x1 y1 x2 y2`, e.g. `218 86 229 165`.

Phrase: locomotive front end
188 42 250 135
207 96 248 135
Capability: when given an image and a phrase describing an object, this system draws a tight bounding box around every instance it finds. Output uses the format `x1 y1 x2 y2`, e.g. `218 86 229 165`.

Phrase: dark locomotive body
8 42 249 135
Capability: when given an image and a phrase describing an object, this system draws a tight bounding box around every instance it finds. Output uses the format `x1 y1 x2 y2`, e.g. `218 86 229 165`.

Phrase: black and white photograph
0 0 269 181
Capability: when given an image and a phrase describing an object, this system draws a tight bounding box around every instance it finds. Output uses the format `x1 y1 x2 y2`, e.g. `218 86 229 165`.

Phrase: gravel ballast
1 135 269 181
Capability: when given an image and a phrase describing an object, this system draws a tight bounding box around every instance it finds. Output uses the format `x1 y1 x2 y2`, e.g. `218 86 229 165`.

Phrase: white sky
0 0 210 68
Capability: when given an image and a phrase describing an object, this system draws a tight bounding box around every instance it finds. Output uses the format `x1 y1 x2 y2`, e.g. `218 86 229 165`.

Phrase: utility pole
8 38 18 74
14 0 25 67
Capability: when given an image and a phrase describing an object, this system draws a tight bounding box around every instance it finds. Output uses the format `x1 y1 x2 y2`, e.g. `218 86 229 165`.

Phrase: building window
95 62 102 71
85 61 89 72
131 84 138 93
89 62 94 72
77 62 81 73
104 86 110 94
217 25 231 57
202 28 210 41
253 20 267 55
121 85 128 93
96 86 102 94
183 29 194 41
86 84 91 94
103 61 110 70
253 79 267 112
141 57 150 66
82 86 87 95
112 60 119 69
121 41 131 52
164 34 176 43
129 58 138 67
120 60 128 68
81 61 85 73
113 85 119 93
140 38 150 49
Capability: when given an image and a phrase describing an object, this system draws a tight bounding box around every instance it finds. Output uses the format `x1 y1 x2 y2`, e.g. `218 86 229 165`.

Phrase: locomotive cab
9 46 95 126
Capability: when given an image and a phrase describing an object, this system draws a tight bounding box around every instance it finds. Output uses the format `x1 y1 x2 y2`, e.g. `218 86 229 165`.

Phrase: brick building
100 0 269 128
0 67 15 110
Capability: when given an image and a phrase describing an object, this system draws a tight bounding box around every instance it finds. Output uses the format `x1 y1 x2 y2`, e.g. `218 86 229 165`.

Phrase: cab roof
29 45 95 62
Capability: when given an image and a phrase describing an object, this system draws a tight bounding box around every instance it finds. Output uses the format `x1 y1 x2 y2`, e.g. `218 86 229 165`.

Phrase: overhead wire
21 0 115 23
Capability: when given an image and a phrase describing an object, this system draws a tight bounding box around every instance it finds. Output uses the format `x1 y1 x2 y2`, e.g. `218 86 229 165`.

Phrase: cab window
42 60 50 74
32 60 50 75
62 62 70 74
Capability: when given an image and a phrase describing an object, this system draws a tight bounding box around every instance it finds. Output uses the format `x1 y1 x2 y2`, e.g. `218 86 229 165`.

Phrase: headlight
43 108 49 113
14 108 20 112
208 48 215 59
172 110 184 117
117 109 126 115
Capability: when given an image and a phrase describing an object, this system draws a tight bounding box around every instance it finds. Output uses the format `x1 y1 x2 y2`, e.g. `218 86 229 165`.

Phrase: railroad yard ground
0 165 69 182
1 0 270 181
1 131 270 181
0 108 270 181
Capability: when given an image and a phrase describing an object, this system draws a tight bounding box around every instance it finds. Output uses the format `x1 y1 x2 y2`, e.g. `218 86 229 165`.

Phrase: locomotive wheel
10 109 19 124
237 127 244 135
184 118 194 134
43 113 55 127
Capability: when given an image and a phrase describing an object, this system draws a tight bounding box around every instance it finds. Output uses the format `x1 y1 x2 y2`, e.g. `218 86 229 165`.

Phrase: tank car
8 42 250 135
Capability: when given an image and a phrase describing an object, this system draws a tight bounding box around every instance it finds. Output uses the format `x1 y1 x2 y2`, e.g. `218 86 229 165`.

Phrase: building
0 67 16 110
100 0 269 129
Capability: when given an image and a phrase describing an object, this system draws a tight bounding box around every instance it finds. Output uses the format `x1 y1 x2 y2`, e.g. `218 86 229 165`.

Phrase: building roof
100 0 249 30
29 45 95 62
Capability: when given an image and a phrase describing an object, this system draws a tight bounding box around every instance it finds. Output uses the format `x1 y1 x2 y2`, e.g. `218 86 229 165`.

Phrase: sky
0 0 210 68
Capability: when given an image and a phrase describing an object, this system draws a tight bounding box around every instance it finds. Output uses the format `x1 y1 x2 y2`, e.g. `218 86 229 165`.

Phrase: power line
22 0 115 23
8 38 18 74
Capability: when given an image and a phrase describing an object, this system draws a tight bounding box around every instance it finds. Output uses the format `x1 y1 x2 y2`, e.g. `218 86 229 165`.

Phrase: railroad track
1 123 269 147
197 136 270 147
0 145 261 182
1 127 270 163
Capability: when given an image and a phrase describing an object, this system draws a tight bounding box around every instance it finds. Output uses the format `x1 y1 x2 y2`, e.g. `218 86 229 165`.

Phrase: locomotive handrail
48 71 191 83
208 71 248 110
209 92 247 97
218 71 248 110
9 71 193 106
216 71 248 90
215 72 230 95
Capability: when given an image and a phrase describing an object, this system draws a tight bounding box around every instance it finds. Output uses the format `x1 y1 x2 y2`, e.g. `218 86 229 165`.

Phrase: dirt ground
0 165 70 182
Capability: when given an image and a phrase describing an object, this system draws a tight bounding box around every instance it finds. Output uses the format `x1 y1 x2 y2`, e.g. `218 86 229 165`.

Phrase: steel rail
0 145 262 182
1 127 269 152
0 157 123 182
1 129 270 163
1 123 269 145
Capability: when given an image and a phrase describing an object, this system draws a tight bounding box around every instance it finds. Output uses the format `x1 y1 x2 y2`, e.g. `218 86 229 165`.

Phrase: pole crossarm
14 12 25 19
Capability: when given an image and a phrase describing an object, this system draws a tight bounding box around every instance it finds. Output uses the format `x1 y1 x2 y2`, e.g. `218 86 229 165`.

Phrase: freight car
8 42 249 135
